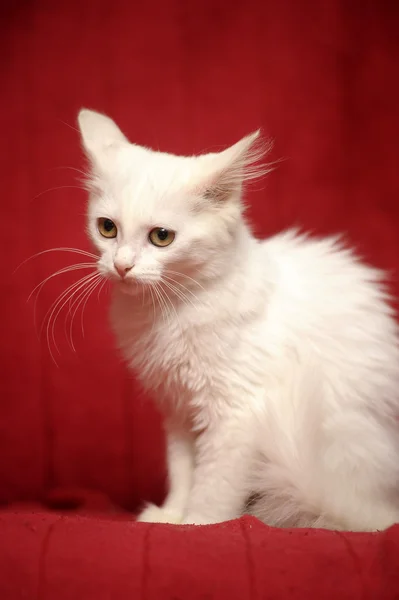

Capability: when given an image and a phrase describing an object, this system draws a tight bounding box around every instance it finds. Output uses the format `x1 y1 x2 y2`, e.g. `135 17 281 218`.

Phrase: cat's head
77 109 269 295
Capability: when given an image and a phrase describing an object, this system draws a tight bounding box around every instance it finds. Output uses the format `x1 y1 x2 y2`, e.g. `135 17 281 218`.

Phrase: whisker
50 273 102 360
97 278 108 303
64 275 97 349
147 285 157 336
160 283 178 319
158 282 183 334
51 165 88 178
58 119 82 135
164 269 206 292
162 276 202 310
161 278 191 309
68 275 103 350
80 277 105 336
66 272 97 315
63 282 90 350
28 262 95 302
153 282 170 326
15 247 98 273
29 185 85 204
40 272 97 337
48 272 101 358
158 281 179 326
161 282 201 330
29 262 96 333
41 272 100 365
141 282 145 309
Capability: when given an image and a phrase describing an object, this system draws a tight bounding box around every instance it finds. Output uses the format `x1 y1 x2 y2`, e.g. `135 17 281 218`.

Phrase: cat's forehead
111 146 199 189
93 147 201 224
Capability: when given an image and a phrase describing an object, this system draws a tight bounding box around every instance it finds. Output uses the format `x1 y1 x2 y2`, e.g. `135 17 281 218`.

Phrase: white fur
78 109 399 530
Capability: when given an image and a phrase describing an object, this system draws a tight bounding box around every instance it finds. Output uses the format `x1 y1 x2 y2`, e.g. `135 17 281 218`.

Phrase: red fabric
1 0 399 597
1 512 399 600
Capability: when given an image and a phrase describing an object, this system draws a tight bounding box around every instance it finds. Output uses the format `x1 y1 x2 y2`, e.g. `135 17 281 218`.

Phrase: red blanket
1 0 399 597
2 511 399 599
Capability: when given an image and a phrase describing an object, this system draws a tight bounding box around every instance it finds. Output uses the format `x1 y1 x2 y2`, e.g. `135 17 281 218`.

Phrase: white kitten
77 109 399 531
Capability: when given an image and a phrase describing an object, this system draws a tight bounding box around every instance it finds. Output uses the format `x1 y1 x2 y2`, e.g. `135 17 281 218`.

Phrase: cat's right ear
77 109 129 167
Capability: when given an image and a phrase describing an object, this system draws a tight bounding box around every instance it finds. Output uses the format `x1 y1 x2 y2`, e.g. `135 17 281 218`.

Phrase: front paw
181 513 217 525
136 503 183 525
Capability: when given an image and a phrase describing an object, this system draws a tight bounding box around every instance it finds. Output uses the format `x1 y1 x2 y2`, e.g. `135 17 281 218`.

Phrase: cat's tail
247 356 399 530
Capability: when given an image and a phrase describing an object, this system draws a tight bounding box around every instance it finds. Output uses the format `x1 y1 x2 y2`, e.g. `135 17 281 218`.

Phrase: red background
1 2 399 598
1 0 399 516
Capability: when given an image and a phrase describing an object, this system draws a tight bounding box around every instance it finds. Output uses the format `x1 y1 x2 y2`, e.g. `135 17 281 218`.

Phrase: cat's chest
112 292 268 423
132 319 264 413
142 322 258 429
133 319 229 391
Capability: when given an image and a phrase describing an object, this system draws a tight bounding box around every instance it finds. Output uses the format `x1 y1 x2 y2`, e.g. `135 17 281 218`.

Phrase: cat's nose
114 262 133 279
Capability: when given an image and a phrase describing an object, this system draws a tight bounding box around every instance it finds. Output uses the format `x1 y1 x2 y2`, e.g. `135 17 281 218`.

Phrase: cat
77 108 399 530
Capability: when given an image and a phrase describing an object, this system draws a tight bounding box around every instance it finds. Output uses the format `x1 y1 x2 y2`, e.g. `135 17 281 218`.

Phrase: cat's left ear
77 109 129 167
199 130 272 204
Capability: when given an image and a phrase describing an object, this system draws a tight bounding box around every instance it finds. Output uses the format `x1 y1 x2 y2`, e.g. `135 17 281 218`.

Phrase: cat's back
262 229 392 327
260 229 399 408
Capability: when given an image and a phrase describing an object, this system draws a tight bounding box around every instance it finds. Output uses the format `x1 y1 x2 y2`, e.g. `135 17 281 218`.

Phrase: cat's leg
181 416 254 525
248 407 399 532
137 424 194 524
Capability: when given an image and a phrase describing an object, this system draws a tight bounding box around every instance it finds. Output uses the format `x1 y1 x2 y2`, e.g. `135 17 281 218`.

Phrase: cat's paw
136 503 183 524
181 513 216 525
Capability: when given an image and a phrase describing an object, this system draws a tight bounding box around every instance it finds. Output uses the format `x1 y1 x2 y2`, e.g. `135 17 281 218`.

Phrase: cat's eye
98 218 117 239
149 227 175 247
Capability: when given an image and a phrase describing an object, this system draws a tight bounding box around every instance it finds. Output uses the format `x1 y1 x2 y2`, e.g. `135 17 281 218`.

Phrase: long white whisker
51 165 88 177
97 278 108 303
153 282 170 326
159 282 183 335
68 275 103 350
40 272 97 337
42 272 100 364
15 247 99 273
147 285 157 335
162 274 201 302
28 262 96 333
161 278 192 309
66 272 98 315
65 275 99 350
49 272 101 359
29 262 95 302
162 276 201 310
80 277 105 335
29 185 85 204
164 269 206 292
160 283 179 319
141 282 145 309
158 281 178 324
64 281 91 350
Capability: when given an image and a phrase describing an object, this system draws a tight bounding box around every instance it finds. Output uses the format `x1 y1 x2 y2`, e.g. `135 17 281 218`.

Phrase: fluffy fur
78 108 399 531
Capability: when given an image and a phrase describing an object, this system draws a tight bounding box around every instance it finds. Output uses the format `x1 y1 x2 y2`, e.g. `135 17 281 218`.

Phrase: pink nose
114 263 133 279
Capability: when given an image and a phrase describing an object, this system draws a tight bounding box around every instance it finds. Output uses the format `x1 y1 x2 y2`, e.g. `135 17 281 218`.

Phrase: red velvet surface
2 512 399 600
1 0 399 598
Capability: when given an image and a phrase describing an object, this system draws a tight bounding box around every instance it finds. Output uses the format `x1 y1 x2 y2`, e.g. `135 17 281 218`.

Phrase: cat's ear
77 109 129 166
200 131 272 204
